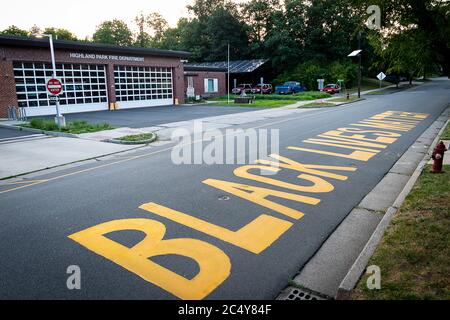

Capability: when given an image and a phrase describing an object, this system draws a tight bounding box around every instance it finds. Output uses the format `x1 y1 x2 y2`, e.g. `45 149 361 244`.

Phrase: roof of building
185 59 268 74
0 35 191 59
183 65 228 72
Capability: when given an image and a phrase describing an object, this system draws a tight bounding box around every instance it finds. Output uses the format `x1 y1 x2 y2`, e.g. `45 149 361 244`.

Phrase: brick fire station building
0 35 227 118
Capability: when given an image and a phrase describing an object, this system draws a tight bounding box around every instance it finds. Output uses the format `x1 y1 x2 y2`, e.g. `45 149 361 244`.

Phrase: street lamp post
35 33 65 128
348 49 363 99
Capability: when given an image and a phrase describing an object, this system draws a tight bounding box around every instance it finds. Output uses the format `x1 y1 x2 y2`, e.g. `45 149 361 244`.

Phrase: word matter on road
69 111 428 300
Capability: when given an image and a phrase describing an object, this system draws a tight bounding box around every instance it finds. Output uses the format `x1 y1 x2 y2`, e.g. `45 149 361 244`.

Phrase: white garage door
114 65 173 109
13 62 109 116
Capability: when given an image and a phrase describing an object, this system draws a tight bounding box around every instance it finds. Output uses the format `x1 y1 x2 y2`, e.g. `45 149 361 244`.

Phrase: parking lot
39 104 260 128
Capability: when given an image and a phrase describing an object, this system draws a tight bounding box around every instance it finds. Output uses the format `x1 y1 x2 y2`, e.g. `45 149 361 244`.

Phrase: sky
0 0 248 39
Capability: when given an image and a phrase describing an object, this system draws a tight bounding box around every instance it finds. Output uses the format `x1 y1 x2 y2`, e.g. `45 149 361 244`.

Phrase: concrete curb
0 122 80 139
336 106 450 300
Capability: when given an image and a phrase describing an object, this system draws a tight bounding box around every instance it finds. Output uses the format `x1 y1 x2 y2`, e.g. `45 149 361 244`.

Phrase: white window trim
204 78 219 93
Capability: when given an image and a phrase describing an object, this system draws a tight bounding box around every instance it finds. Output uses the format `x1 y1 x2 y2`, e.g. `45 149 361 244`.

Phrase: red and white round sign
46 78 63 95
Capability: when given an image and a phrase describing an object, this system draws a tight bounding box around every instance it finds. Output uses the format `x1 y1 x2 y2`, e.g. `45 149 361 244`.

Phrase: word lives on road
68 111 429 300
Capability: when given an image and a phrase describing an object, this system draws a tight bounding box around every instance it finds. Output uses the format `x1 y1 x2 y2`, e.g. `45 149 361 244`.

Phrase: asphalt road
40 104 261 128
0 127 34 140
0 80 448 300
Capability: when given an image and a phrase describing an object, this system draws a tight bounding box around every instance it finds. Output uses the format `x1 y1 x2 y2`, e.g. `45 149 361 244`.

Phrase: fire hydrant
431 141 447 173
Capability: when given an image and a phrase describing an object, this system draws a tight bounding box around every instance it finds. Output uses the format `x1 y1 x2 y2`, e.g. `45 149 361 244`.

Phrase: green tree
93 19 133 46
42 27 77 41
29 24 41 36
303 0 362 62
241 0 281 50
1 25 29 37
134 13 153 47
353 0 450 77
147 12 169 45
204 7 250 61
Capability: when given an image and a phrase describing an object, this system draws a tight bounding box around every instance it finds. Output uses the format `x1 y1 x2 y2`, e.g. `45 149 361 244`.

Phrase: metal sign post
377 72 386 88
35 33 66 128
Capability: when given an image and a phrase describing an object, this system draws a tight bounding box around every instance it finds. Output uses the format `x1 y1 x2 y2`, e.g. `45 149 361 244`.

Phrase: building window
13 62 107 108
204 78 218 93
187 76 194 88
114 66 173 102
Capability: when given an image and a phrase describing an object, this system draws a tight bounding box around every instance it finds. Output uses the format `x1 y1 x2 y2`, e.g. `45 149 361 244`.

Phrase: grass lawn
328 96 363 103
352 165 450 300
301 102 336 108
346 77 392 93
21 118 114 134
213 100 295 108
116 133 155 142
441 122 450 140
211 92 331 102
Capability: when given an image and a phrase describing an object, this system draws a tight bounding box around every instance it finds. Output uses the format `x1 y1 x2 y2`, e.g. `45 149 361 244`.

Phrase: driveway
0 127 35 140
40 104 262 128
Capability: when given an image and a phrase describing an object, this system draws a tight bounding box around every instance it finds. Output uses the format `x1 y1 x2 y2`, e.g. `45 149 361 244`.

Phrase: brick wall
0 48 19 118
184 71 226 98
0 46 186 117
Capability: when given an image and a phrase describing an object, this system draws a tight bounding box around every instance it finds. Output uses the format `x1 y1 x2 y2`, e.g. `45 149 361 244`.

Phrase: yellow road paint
234 165 335 193
63 110 430 300
1 180 47 186
203 179 320 220
308 135 386 151
288 146 378 162
316 135 389 149
334 128 402 137
68 218 231 300
303 139 382 153
256 154 356 181
321 129 398 144
352 120 414 132
140 202 293 254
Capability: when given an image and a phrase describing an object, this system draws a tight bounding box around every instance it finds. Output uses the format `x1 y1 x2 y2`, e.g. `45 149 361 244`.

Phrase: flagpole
227 43 230 104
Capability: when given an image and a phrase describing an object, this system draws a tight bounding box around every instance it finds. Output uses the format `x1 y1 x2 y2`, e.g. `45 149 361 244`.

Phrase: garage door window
114 66 173 102
13 62 107 108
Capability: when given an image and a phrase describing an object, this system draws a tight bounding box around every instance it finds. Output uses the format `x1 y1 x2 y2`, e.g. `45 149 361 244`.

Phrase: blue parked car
275 81 307 94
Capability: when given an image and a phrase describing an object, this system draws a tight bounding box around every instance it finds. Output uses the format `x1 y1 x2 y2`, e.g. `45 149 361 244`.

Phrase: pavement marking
68 218 231 300
0 179 46 185
66 110 432 300
290 111 429 162
0 102 372 195
140 202 293 254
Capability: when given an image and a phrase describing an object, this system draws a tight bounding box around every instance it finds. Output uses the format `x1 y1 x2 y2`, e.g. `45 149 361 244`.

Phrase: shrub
274 60 358 90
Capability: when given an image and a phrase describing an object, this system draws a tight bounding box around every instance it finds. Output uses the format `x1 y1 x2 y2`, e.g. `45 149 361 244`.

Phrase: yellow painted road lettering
288 146 378 162
68 219 231 300
352 120 413 132
234 165 335 193
307 137 387 150
303 139 382 153
321 129 399 144
256 154 356 181
140 202 293 254
334 128 402 137
203 178 320 220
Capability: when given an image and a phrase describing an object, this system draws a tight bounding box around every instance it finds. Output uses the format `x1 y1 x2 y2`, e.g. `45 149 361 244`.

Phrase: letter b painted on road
68 219 231 300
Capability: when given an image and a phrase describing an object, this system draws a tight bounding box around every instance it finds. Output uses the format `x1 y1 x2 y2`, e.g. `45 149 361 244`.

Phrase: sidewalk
0 136 137 180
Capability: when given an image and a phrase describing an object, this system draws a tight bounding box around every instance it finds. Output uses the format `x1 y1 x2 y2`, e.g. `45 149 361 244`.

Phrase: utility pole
358 31 362 99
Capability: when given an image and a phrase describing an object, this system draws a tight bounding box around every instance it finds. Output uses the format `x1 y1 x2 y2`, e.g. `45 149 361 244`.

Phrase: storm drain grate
278 287 327 301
